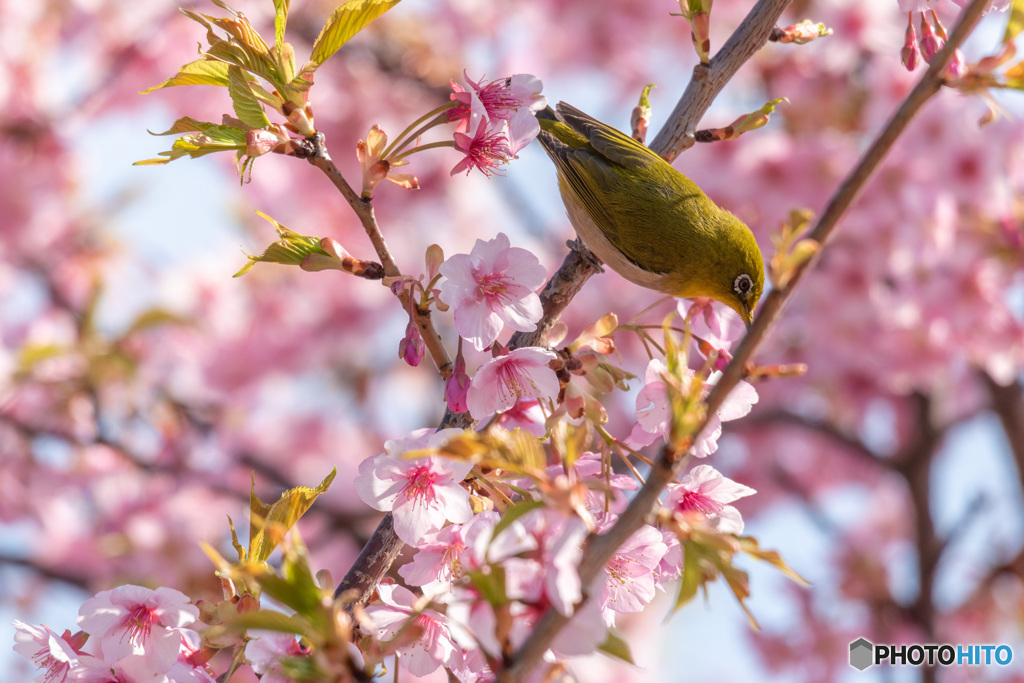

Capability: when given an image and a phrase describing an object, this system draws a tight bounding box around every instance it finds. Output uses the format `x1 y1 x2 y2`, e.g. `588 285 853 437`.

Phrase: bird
536 102 764 329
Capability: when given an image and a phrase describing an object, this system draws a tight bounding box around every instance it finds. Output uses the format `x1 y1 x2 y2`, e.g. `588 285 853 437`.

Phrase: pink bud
564 381 587 420
918 14 943 64
399 321 425 367
445 354 470 413
947 49 967 77
901 14 920 71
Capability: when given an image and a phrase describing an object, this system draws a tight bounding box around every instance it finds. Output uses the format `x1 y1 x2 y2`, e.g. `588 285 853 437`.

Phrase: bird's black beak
742 304 753 333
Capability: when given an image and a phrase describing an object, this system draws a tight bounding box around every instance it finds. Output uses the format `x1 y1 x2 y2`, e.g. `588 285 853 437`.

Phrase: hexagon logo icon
850 638 874 671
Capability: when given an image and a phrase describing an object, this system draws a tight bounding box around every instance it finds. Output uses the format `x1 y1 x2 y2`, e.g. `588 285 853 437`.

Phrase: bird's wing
555 102 664 170
540 127 678 276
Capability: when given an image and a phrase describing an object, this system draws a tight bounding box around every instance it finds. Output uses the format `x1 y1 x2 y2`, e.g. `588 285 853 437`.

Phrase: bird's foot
568 238 605 273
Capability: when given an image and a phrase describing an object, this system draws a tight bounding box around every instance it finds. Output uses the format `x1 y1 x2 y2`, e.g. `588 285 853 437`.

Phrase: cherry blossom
466 347 560 420
365 583 463 676
449 73 546 128
354 428 474 545
438 232 547 351
630 360 759 456
596 521 669 627
681 298 746 370
244 630 313 683
12 621 82 683
76 586 199 671
665 464 757 535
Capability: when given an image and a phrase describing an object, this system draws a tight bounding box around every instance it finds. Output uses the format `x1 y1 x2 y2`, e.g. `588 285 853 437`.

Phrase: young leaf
228 66 271 128
597 630 634 665
134 119 248 165
310 0 402 66
249 469 337 563
140 59 231 93
491 499 546 540
274 0 290 50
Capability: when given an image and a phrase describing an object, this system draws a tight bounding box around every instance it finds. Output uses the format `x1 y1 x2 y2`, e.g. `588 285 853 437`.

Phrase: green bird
537 102 765 329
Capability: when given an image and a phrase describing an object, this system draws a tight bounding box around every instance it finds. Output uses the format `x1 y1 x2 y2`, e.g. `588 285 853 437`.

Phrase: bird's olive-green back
538 102 764 316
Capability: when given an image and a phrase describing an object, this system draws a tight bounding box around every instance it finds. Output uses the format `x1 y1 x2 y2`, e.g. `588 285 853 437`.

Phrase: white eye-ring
733 273 753 298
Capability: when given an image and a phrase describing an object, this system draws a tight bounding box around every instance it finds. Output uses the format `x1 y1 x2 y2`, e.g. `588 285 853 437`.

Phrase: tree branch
499 0 990 677
650 0 793 160
305 134 454 379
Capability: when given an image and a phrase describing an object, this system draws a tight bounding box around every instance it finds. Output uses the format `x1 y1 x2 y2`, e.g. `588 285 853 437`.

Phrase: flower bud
445 353 470 413
901 14 920 71
399 320 425 367
919 14 942 63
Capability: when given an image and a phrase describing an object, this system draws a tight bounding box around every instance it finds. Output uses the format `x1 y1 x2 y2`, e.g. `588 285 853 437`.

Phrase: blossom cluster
355 447 754 680
349 288 760 679
13 586 212 683
448 73 547 177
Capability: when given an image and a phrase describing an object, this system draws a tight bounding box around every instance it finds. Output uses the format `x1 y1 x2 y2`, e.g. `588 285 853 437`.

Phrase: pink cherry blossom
244 629 318 683
354 428 474 545
449 73 546 127
630 360 759 456
466 347 560 420
680 298 746 370
12 621 82 683
76 586 199 672
438 232 546 351
665 464 756 535
450 117 513 177
365 583 463 676
496 398 547 436
596 522 668 627
397 521 474 596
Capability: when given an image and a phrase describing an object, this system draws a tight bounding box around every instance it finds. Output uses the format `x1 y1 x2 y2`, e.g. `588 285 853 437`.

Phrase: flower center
403 465 439 502
119 604 157 647
676 490 724 518
477 272 511 305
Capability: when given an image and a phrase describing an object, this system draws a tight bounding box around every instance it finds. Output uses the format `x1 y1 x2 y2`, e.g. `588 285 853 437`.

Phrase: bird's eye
733 273 753 299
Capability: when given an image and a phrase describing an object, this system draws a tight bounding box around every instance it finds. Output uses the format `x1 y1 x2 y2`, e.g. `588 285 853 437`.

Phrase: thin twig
305 134 454 378
649 0 793 160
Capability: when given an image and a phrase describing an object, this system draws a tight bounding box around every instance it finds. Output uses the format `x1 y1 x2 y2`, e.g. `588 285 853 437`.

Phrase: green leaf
274 0 290 49
310 0 402 65
466 566 508 606
491 499 546 540
228 66 271 128
671 540 704 614
140 59 231 94
223 609 308 635
249 469 337 563
597 630 634 665
1005 0 1024 44
124 309 189 337
233 212 333 277
134 119 247 165
206 40 283 90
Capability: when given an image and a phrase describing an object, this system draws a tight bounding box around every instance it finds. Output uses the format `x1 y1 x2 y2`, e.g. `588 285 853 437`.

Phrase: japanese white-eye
537 102 764 329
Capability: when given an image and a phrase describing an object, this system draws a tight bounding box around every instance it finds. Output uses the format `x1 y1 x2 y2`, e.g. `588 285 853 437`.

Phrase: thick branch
499 0 990 678
982 374 1024 488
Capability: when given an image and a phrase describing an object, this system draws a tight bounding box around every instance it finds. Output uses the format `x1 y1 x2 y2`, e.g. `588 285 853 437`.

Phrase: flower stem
382 103 457 159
